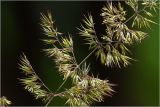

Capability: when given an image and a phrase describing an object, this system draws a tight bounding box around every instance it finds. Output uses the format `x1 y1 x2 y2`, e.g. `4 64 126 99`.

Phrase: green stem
124 13 136 24
78 47 97 67
55 79 68 93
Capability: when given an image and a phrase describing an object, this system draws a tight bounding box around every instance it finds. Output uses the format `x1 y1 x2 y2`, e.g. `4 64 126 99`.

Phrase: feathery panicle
101 2 126 26
0 96 12 106
114 23 147 43
40 11 114 104
21 0 158 104
78 1 154 67
19 53 34 74
100 2 134 67
18 1 158 106
79 3 132 67
132 14 157 28
78 14 97 50
19 54 50 101
44 37 76 80
142 0 159 12
63 74 113 106
100 2 149 66
40 11 114 106
125 0 158 28
40 10 62 37
41 11 78 80
95 48 133 67
19 76 48 100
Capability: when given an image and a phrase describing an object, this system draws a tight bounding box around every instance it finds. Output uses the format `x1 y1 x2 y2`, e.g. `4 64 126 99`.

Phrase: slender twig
124 13 136 24
33 72 52 92
45 95 54 107
78 47 97 67
55 78 68 93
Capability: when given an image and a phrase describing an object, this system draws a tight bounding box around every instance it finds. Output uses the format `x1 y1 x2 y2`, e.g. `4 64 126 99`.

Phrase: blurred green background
1 1 159 106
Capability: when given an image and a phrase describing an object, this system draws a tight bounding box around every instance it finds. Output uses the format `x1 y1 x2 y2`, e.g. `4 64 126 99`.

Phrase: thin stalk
45 96 54 107
124 13 136 24
55 78 68 93
32 72 52 92
78 47 97 67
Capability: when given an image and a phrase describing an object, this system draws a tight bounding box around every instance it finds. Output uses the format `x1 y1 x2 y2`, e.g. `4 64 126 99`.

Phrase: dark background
1 1 159 106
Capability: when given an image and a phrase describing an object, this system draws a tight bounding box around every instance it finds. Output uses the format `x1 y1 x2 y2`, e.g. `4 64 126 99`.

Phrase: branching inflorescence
79 0 159 67
19 10 113 106
18 0 159 106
